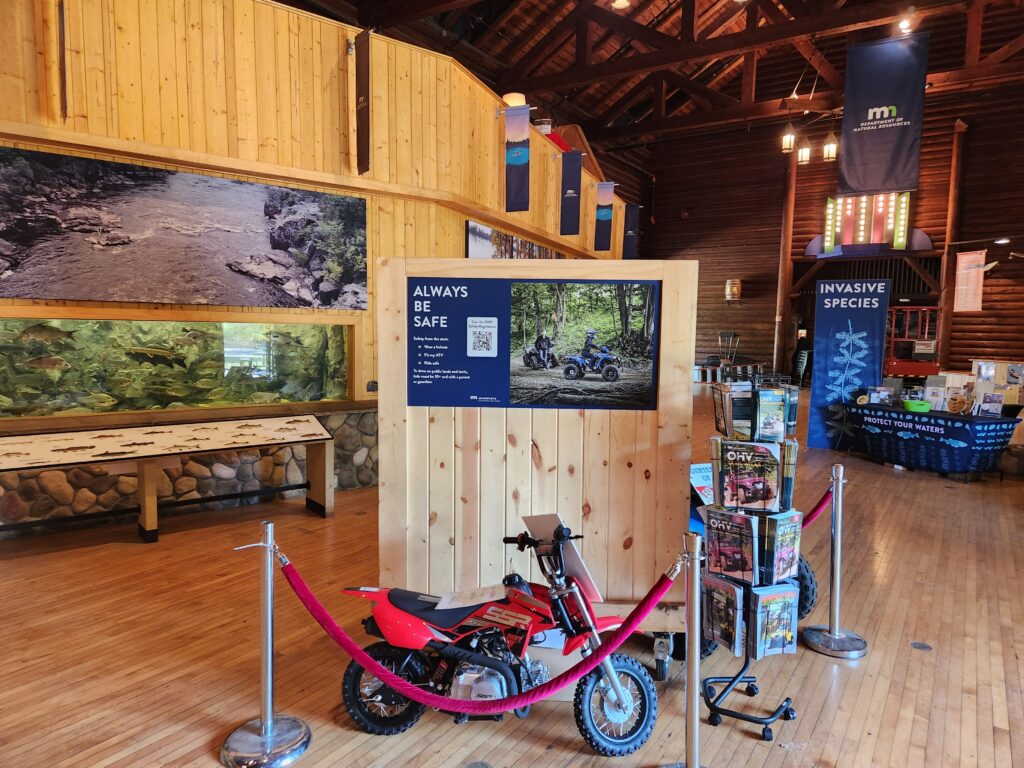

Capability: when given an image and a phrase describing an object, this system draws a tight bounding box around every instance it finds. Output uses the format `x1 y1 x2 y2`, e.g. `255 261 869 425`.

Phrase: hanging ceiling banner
504 105 531 212
594 182 615 252
807 279 891 450
838 33 929 196
559 151 583 236
622 203 640 260
355 30 371 175
954 250 987 312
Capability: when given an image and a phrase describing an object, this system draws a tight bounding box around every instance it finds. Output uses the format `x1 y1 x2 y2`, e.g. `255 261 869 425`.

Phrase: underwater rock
357 411 377 436
254 456 274 482
211 463 236 480
61 205 120 232
184 461 212 479
116 476 138 496
72 488 97 514
0 493 30 522
174 476 197 495
285 460 303 485
273 447 292 465
352 447 369 467
38 471 74 505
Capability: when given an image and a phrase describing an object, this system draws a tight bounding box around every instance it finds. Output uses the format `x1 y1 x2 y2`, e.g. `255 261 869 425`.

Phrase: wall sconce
781 122 796 153
797 138 811 165
725 279 742 303
502 92 526 107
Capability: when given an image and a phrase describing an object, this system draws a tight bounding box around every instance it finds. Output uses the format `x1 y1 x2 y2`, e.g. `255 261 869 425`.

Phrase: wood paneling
0 0 629 413
377 258 697 626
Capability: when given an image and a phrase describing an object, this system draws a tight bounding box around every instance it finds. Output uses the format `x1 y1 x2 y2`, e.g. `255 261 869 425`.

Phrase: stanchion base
801 625 868 660
220 716 312 768
659 763 707 767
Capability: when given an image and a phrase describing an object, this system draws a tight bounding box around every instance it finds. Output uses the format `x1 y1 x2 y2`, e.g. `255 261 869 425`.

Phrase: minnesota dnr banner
838 33 929 195
808 279 891 449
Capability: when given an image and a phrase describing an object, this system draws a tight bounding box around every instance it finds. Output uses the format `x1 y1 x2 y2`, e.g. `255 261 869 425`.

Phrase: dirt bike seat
387 588 496 629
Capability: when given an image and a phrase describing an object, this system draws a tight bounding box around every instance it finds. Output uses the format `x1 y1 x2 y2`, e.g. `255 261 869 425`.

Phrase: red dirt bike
340 524 658 756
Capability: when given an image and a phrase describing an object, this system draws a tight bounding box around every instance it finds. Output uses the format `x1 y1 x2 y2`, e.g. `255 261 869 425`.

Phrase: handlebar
502 526 582 552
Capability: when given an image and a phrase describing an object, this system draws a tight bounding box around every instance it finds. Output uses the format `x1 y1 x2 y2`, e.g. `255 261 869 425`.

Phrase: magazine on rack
703 505 758 584
702 573 745 656
748 580 799 659
759 510 802 584
711 438 781 513
752 388 787 442
979 392 1005 417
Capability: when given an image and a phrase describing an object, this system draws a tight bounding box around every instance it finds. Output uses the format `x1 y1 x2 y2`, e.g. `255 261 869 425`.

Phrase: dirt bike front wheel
573 654 658 756
341 642 428 735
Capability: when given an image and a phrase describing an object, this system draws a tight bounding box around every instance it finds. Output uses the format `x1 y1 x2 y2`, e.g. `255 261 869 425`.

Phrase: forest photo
509 280 660 409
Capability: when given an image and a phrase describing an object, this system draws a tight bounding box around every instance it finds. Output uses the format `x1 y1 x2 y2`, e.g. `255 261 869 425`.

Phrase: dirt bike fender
562 616 624 656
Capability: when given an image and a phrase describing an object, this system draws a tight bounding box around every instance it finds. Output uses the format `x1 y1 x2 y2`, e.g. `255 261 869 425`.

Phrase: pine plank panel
79 0 109 136
63 0 90 133
369 34 389 186
33 0 61 126
428 406 456 595
137 0 163 146
406 406 431 588
504 408 533 578
200 0 228 156
252 0 277 164
231 0 258 161
184 0 207 153
605 411 637 602
153 0 181 146
632 409 658 598
296 13 314 169
318 24 340 175
0 1 27 123
582 409 610 595
478 407 507 585
454 407 481 591
111 0 143 142
286 11 302 166
556 408 585 538
271 6 292 166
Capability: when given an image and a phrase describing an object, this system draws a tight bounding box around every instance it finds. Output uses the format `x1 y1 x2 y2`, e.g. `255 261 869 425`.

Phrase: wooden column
137 459 159 543
305 440 335 517
938 119 969 370
773 150 798 375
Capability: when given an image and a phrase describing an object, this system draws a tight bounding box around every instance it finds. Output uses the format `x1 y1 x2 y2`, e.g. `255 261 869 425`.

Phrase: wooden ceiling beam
680 0 697 42
500 4 587 84
664 69 741 109
358 0 482 29
981 31 1024 65
741 3 759 104
760 0 845 89
587 5 685 51
502 0 967 92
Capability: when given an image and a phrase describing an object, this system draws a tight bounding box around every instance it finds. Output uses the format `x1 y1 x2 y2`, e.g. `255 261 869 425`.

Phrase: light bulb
781 122 796 153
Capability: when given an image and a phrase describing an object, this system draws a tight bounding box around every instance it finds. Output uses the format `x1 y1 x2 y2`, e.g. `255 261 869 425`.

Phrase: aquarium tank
0 318 347 418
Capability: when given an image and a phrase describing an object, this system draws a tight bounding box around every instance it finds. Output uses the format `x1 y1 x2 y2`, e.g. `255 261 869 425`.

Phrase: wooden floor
2 390 1023 767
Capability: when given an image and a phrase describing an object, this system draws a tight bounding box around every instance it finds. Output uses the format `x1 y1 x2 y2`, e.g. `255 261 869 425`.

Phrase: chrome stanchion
801 464 869 660
661 532 705 768
221 521 312 768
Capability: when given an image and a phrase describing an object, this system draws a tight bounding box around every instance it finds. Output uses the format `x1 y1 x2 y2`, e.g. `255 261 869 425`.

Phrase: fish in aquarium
0 318 348 418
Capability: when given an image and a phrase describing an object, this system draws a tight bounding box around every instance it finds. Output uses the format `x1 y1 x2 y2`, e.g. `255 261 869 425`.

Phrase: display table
0 415 334 541
844 404 1021 474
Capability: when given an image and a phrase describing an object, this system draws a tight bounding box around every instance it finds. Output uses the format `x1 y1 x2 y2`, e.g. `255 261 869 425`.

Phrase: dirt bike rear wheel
342 642 428 736
573 654 658 756
797 553 819 620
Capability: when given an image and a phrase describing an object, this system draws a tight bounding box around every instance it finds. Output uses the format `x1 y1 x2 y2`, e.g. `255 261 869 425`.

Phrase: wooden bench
0 415 334 542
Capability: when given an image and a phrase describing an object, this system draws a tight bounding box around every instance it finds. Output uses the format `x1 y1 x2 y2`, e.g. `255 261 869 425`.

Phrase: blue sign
838 33 929 195
808 279 891 449
408 278 661 410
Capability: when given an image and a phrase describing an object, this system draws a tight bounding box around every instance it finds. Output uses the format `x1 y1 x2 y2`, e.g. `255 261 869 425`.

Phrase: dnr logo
867 105 898 120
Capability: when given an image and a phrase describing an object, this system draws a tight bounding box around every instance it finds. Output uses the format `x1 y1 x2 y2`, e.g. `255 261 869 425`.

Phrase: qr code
466 317 498 358
471 329 494 353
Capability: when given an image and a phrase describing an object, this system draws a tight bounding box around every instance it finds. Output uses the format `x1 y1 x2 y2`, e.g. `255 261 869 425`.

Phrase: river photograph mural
0 147 367 309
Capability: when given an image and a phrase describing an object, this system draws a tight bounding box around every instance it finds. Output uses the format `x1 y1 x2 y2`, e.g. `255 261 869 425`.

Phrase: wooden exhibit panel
0 0 629 415
376 258 698 630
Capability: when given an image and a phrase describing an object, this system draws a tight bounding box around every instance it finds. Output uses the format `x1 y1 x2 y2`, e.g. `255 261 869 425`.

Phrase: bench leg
305 441 335 518
137 459 159 543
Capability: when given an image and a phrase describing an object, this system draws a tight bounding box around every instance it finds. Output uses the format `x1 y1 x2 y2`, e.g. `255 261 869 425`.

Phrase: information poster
408 278 660 410
954 250 986 312
808 279 891 449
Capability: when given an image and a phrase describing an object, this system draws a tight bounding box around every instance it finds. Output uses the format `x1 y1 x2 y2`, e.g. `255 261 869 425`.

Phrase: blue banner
505 105 531 212
408 278 660 410
559 151 583 236
808 279 891 449
838 33 929 195
594 181 615 251
622 203 640 259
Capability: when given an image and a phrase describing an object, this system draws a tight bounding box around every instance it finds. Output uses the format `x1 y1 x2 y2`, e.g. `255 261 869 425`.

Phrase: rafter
741 4 759 104
501 0 967 92
358 0 481 29
500 4 585 84
588 5 684 51
982 31 1024 65
759 0 845 90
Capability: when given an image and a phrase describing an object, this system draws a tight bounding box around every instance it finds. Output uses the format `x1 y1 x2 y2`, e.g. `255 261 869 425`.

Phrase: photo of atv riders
509 280 659 409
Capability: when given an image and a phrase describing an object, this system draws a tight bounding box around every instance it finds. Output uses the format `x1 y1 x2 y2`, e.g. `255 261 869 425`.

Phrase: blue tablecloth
844 404 1020 473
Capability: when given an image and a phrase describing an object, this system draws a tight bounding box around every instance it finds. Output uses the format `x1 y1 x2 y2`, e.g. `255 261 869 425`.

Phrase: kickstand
701 650 796 742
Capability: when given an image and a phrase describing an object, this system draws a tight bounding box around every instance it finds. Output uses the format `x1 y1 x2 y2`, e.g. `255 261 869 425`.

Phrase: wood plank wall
377 259 698 627
0 0 628 405
642 84 1023 372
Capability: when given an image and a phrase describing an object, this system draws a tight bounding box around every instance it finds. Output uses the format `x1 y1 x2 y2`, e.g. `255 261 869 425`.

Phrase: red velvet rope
281 562 675 715
801 487 833 529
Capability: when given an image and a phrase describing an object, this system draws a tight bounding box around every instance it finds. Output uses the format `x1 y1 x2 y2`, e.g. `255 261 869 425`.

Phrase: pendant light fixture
781 121 797 153
611 0 631 9
823 130 838 162
797 137 811 165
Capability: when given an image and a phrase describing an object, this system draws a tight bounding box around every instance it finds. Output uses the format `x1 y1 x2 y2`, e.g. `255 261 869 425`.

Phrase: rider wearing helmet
581 329 599 365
